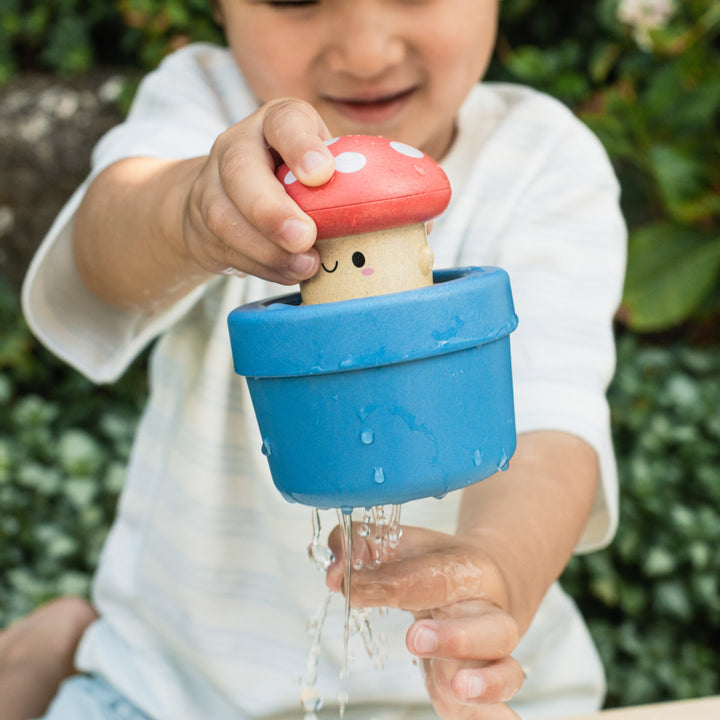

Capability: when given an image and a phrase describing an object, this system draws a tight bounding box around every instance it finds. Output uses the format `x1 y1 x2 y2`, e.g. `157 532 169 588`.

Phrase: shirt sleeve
21 44 253 384
489 92 627 552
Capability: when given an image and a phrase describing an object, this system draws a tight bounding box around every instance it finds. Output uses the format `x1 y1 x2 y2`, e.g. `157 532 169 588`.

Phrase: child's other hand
327 525 524 720
183 98 335 284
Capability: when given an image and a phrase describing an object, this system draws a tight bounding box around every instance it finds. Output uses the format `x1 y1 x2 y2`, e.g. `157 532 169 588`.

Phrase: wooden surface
563 696 720 719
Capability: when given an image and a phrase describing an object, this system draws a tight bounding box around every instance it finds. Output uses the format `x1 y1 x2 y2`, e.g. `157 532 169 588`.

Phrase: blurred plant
0 278 147 625
562 333 720 706
0 0 222 82
617 0 677 50
492 0 720 334
114 0 223 70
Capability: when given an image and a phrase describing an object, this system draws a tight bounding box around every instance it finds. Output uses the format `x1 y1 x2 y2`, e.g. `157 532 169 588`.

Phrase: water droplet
387 505 403 545
338 692 349 719
473 449 483 467
261 438 272 456
357 508 372 538
358 405 376 421
387 525 403 544
373 467 385 484
498 450 510 472
308 541 333 571
301 687 323 713
360 428 374 445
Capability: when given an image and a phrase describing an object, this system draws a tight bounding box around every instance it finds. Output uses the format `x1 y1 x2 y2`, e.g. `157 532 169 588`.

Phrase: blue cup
228 267 518 511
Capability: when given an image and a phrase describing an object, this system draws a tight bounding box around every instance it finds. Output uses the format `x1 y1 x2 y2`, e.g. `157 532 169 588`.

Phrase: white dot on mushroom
390 141 424 159
334 152 367 174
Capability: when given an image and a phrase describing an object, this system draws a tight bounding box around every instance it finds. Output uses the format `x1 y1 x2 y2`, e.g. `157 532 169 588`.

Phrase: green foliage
0 278 147 625
0 0 222 80
561 333 720 706
492 0 720 332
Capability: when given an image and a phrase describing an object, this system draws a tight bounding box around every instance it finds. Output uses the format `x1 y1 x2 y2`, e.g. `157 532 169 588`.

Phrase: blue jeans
36 675 152 720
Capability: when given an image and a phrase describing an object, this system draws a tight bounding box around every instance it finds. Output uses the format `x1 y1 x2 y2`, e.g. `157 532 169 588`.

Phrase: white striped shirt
23 44 626 720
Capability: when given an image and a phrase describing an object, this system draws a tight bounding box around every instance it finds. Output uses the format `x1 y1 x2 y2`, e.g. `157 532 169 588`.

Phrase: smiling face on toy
276 135 451 304
306 223 435 303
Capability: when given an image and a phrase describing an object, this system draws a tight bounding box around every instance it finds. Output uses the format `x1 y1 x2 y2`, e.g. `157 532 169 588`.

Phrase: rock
0 72 133 291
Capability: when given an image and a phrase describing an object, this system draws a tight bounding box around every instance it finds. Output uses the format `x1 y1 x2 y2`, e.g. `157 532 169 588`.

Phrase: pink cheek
361 268 375 276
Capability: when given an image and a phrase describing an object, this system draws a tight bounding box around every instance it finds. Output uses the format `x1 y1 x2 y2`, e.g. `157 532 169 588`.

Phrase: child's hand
182 98 336 284
327 525 525 720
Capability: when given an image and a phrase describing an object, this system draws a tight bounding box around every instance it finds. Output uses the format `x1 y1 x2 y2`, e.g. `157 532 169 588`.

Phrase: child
16 1 626 718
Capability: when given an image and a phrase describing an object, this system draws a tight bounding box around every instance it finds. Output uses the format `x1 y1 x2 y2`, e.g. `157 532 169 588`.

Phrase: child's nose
325 12 405 78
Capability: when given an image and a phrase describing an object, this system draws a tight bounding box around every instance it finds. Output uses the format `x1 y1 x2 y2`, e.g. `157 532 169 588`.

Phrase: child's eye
265 0 319 7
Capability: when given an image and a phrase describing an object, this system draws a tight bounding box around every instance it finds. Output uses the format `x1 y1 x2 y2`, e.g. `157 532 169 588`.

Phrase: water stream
301 505 403 720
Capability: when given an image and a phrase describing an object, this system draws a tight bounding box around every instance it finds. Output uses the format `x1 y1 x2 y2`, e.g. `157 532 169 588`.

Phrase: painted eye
352 252 366 268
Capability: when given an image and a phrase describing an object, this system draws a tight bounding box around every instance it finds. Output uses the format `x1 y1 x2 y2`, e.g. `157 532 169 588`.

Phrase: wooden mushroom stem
301 223 434 305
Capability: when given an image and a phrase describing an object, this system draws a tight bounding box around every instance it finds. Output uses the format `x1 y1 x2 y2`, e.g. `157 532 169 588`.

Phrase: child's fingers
406 606 520 662
217 98 334 254
325 524 505 610
326 523 451 576
449 657 525 706
349 553 483 609
424 658 523 720
209 122 318 256
191 98 333 277
261 98 336 187
183 173 318 283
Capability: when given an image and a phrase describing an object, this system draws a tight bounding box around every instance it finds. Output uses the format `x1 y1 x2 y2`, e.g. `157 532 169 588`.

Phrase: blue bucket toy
228 266 518 511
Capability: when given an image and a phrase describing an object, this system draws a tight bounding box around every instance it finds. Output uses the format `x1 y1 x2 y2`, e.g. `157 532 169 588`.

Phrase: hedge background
1 0 719 710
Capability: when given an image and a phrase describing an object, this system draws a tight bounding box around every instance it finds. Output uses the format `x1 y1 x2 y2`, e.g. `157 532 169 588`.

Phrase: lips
324 87 417 124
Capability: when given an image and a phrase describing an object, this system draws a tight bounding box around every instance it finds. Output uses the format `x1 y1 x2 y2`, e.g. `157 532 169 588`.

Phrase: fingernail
413 625 438 654
288 252 316 278
281 217 313 248
301 149 333 177
460 672 485 700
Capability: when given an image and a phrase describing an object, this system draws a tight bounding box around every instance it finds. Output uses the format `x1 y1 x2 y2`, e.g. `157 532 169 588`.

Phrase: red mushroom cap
276 135 451 240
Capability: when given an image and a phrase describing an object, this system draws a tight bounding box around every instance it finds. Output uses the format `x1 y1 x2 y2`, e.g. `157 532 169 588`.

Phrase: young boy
15 1 626 718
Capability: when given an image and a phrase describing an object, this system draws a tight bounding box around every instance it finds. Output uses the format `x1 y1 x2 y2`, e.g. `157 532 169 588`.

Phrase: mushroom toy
227 136 518 510
275 135 451 304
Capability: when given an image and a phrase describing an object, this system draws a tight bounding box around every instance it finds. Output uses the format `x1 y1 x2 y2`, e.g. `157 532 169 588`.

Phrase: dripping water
338 508 353 679
301 504 403 720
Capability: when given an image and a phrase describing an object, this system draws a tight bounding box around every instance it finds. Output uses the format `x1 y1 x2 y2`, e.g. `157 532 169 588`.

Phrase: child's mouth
326 88 416 123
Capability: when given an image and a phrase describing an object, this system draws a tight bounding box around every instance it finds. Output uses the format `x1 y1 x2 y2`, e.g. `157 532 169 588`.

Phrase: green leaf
643 546 677 577
649 144 707 214
58 429 104 476
0 373 11 404
654 581 693 622
622 223 720 331
64 476 97 509
17 463 62 495
590 41 623 83
505 45 555 82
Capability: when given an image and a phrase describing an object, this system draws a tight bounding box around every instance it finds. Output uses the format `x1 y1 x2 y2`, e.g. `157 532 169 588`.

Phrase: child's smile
323 86 419 125
217 0 499 161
